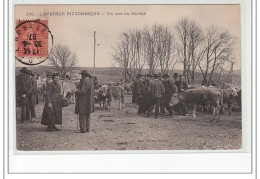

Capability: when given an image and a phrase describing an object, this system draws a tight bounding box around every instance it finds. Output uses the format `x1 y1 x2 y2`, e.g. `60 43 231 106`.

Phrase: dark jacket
162 79 178 96
16 73 31 106
175 81 188 93
135 78 145 96
152 79 165 98
75 77 95 114
28 77 38 106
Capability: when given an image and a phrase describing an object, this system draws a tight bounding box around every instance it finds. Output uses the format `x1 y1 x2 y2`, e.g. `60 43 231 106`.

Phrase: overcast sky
15 4 241 70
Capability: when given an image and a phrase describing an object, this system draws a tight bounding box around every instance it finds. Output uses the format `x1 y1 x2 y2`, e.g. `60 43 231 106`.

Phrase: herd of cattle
36 77 241 123
170 85 241 122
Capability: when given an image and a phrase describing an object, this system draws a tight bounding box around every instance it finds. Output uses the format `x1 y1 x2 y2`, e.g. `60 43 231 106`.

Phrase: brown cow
111 85 124 110
170 88 224 123
221 87 238 114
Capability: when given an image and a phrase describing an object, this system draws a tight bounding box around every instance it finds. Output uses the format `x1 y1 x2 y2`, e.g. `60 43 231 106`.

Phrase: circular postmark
15 20 54 65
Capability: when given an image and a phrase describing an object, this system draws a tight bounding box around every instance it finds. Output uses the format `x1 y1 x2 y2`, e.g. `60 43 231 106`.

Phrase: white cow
62 80 77 104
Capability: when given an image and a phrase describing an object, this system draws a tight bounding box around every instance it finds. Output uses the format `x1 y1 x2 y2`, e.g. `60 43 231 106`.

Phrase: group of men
16 67 38 122
132 73 188 118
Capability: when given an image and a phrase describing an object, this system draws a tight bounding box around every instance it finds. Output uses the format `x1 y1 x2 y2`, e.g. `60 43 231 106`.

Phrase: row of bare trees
112 18 235 84
111 24 177 82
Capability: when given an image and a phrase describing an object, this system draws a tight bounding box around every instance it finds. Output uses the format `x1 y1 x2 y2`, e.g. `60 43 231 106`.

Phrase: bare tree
175 18 204 84
157 27 177 75
131 30 146 74
198 26 234 85
143 24 163 74
111 33 131 82
186 21 204 84
48 44 77 78
176 18 190 80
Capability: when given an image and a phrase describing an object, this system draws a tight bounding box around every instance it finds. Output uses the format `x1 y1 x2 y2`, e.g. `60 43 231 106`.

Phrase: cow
170 88 224 123
221 87 238 114
96 84 112 111
61 80 77 104
111 85 124 110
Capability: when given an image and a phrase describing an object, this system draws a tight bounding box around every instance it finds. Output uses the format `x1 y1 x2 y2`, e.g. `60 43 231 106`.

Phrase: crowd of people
17 65 209 133
131 73 188 118
16 67 95 133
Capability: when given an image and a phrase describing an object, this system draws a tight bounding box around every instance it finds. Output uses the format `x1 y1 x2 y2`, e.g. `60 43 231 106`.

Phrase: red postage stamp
15 20 53 65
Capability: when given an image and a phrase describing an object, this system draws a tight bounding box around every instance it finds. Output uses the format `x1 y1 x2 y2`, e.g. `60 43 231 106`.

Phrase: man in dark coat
162 74 178 116
152 74 165 118
173 73 179 83
75 70 95 133
28 70 37 121
16 67 31 122
143 74 153 116
135 74 145 115
175 75 188 93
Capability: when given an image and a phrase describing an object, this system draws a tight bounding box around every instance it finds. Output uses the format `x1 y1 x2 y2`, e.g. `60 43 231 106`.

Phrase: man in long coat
28 70 38 121
75 70 95 133
152 74 165 118
175 75 188 115
135 74 145 115
16 67 31 122
145 74 155 118
162 74 178 116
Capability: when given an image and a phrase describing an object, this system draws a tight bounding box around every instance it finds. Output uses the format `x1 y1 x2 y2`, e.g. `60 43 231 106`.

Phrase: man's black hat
79 69 90 76
137 73 143 78
20 67 29 74
154 74 159 79
173 73 179 78
52 72 60 79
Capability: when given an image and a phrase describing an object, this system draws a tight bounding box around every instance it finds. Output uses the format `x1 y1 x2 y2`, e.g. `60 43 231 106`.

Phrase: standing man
143 74 149 114
43 74 53 102
152 74 165 118
28 70 37 122
173 73 179 83
16 67 31 122
135 74 145 115
162 74 177 116
175 75 188 115
75 70 95 133
175 75 188 93
146 74 155 118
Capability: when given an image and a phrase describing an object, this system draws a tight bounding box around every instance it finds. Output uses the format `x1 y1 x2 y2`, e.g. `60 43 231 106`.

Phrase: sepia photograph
14 4 242 152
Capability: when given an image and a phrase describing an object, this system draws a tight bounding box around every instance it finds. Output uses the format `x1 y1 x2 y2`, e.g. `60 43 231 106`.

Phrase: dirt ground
16 95 242 151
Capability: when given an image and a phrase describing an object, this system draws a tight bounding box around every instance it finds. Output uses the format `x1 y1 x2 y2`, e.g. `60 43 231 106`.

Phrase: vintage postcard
8 1 253 174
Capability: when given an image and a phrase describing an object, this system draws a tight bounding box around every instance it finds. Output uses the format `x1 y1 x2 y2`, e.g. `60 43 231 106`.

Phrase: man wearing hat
162 74 177 116
16 67 32 122
135 73 145 115
75 70 95 133
151 74 165 118
175 74 188 115
143 74 152 115
27 70 37 122
173 73 179 82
